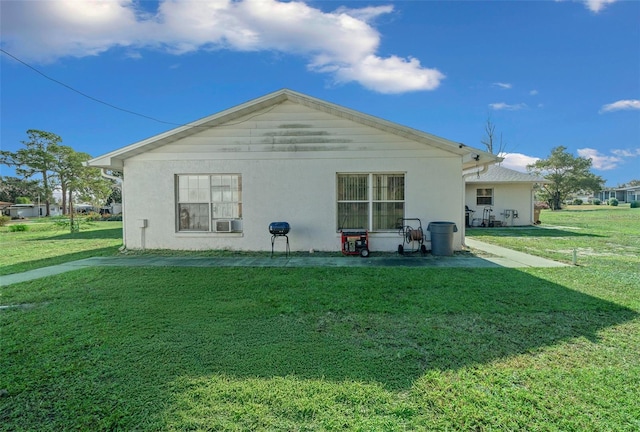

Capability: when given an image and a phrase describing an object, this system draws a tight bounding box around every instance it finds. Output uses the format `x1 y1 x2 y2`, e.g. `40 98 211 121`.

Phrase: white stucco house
7 203 62 218
465 165 546 227
88 89 498 253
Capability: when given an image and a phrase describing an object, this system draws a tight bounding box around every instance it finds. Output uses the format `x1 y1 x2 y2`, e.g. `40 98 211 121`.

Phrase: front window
476 188 493 206
337 173 404 231
177 174 242 232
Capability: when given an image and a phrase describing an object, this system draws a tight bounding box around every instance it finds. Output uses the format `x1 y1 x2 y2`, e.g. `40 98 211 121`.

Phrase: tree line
0 129 118 216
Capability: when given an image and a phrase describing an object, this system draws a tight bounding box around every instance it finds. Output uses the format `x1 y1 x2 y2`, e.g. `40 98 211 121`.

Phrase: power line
1 48 279 130
1 48 183 126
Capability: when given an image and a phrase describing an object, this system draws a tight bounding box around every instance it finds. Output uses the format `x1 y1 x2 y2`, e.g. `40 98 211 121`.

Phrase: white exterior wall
465 183 535 226
122 101 465 252
9 204 62 218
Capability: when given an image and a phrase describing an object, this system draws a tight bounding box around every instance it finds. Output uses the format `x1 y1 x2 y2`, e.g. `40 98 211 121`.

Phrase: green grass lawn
0 220 123 276
1 209 639 430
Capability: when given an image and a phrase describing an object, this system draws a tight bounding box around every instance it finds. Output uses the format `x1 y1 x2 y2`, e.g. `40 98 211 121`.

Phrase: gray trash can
427 221 458 256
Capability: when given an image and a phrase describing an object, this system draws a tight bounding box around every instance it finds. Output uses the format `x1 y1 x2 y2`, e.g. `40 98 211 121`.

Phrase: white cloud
492 82 512 89
577 148 622 170
489 102 528 111
0 0 444 94
599 99 640 113
554 0 618 14
332 55 445 93
529 90 539 96
611 148 640 158
584 0 618 13
498 152 540 172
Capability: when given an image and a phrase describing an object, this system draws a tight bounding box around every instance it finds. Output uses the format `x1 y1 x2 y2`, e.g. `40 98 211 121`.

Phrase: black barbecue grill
269 222 290 235
269 222 290 257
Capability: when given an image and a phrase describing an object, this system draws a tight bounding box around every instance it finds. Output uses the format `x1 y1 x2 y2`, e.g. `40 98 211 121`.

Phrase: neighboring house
88 89 497 252
568 190 595 204
465 165 546 227
0 202 12 216
597 186 640 203
100 203 123 215
7 204 62 218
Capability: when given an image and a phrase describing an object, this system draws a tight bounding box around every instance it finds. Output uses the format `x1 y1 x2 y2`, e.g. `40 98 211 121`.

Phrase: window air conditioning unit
215 220 233 232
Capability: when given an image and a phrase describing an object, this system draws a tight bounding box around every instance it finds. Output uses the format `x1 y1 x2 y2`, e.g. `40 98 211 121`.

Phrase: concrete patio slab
0 240 568 287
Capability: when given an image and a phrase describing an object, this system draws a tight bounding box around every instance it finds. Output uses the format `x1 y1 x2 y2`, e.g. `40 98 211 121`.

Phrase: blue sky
1 0 638 187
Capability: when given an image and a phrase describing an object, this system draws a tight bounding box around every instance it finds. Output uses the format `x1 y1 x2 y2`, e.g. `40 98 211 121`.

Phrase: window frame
476 188 494 206
176 174 242 233
336 172 405 232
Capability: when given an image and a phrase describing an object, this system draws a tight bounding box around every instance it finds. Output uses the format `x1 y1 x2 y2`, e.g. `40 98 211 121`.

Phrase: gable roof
88 89 498 170
466 164 546 184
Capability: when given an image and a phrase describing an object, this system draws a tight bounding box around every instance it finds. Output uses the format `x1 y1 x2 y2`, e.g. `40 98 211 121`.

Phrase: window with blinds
337 173 404 231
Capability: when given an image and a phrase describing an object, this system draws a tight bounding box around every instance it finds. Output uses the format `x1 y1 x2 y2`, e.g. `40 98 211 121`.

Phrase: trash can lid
427 221 458 232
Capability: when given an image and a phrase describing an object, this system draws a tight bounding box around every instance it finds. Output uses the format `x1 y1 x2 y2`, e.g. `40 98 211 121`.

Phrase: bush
593 199 601 205
631 201 640 209
9 224 30 232
573 199 583 205
85 212 102 222
609 198 619 207
0 215 10 227
52 217 81 232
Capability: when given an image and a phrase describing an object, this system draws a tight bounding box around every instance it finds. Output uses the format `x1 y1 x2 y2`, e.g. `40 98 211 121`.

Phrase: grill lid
269 222 290 235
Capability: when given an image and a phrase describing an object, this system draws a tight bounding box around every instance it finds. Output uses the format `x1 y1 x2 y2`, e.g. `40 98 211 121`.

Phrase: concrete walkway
464 238 569 269
0 239 568 287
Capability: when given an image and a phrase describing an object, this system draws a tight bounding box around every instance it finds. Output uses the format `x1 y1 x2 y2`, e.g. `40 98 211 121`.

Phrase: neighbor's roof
466 164 547 183
600 185 640 192
87 88 498 171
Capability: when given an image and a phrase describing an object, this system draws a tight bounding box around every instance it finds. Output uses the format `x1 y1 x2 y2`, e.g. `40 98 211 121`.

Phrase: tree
0 176 44 203
74 166 113 210
0 130 62 216
1 130 114 224
104 170 122 205
52 147 113 229
52 145 88 215
528 146 605 210
621 179 640 187
481 117 508 155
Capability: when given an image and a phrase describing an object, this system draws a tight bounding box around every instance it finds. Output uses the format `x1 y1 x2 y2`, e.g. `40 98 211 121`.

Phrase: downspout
462 163 491 181
100 169 126 250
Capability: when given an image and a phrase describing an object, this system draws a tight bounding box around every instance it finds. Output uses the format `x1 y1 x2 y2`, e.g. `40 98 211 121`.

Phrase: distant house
465 165 546 227
88 89 498 252
7 204 62 218
0 202 12 216
597 186 640 203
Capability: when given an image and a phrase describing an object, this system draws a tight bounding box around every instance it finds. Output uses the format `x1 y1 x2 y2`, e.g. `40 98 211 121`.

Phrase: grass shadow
2 266 636 429
25 227 123 241
7 267 635 387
